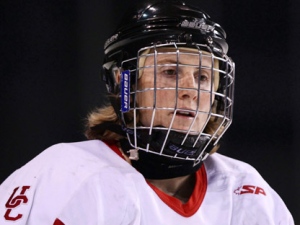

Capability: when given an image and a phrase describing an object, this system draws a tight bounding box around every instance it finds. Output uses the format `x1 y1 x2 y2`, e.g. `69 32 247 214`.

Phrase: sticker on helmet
180 18 214 33
121 70 130 112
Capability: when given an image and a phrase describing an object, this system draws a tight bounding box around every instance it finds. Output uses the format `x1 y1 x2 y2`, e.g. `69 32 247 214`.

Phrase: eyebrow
156 58 178 65
156 58 212 68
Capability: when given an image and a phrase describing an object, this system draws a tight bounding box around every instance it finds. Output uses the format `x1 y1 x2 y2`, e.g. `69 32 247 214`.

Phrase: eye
194 71 209 82
162 69 177 76
199 74 208 82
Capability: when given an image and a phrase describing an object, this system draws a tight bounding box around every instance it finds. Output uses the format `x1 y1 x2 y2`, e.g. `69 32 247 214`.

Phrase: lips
172 109 196 118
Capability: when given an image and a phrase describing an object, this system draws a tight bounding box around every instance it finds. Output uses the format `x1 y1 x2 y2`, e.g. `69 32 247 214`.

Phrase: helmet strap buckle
128 149 139 160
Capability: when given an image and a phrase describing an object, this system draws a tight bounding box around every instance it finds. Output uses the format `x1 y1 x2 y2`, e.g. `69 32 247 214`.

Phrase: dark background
1 0 299 223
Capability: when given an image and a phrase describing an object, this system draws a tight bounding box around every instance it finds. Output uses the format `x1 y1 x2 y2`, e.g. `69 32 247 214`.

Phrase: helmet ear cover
102 61 119 94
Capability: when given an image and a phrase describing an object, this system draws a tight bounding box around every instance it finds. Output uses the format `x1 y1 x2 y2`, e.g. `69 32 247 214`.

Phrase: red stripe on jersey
106 142 208 217
105 142 124 159
147 166 207 217
53 219 65 225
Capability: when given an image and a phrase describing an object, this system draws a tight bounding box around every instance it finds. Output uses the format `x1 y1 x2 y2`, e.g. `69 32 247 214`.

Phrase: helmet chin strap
91 118 212 179
120 128 212 179
102 95 212 179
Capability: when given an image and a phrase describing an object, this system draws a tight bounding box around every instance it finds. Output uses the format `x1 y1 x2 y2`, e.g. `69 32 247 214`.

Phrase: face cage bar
120 42 235 162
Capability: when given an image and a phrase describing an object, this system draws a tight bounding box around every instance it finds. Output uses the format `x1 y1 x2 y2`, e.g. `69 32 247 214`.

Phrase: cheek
136 85 175 107
135 89 153 126
199 92 215 110
156 90 176 107
136 88 153 108
136 89 174 126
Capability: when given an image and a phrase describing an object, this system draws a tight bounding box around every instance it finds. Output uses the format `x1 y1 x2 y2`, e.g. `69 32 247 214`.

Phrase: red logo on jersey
4 186 31 221
234 185 266 196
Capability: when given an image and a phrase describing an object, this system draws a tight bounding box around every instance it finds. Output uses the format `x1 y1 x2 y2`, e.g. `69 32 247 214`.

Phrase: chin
168 126 203 135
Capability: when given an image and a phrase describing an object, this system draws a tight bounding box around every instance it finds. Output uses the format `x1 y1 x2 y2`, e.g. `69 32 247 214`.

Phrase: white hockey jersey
0 140 294 224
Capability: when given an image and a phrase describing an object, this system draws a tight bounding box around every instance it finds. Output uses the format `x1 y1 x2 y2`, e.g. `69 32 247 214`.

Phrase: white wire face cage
120 42 235 162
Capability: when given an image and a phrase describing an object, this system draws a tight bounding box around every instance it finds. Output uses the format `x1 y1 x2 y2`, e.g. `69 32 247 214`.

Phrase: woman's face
135 48 216 134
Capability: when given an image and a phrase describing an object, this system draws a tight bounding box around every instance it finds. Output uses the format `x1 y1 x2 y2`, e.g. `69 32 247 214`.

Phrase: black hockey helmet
103 0 229 94
100 0 235 179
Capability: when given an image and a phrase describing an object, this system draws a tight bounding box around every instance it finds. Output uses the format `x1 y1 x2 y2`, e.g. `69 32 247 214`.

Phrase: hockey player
0 1 294 224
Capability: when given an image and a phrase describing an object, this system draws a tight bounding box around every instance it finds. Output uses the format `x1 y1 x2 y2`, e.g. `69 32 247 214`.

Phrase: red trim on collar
147 167 207 217
105 141 124 158
53 219 65 225
106 142 207 217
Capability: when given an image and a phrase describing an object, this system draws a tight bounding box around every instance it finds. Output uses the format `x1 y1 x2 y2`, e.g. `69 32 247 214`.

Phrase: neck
147 173 196 203
117 143 197 202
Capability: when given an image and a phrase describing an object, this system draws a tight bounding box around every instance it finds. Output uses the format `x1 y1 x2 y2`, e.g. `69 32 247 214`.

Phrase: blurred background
1 0 299 223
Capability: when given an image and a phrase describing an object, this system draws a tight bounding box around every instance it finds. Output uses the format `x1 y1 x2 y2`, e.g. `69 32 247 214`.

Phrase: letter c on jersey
4 186 30 221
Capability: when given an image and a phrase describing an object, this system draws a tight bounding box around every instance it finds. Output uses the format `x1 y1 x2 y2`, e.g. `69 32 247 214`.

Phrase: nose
178 72 198 100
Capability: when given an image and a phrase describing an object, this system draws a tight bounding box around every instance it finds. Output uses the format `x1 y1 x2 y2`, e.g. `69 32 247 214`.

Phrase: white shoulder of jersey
0 141 294 225
0 140 142 225
203 153 295 225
